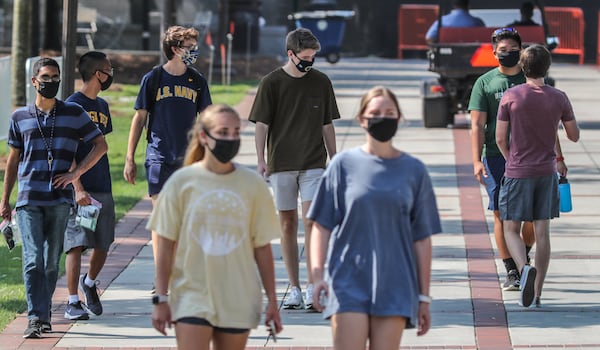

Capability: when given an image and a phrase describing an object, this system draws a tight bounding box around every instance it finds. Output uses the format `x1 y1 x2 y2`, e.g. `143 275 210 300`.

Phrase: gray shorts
269 168 324 211
64 192 116 253
499 175 559 222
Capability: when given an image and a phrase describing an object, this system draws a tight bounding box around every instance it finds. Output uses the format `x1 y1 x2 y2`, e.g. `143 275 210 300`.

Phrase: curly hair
162 26 199 60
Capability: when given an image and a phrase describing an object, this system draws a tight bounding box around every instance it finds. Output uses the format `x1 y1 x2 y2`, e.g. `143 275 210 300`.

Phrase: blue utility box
288 10 354 64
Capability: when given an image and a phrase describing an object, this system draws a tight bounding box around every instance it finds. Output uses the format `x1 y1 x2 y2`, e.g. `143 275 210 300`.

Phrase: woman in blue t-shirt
307 86 442 350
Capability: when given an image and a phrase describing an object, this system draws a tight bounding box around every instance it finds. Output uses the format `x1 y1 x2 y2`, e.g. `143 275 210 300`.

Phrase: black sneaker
23 318 42 339
502 269 520 291
79 273 103 316
519 265 537 307
64 301 90 320
41 321 52 333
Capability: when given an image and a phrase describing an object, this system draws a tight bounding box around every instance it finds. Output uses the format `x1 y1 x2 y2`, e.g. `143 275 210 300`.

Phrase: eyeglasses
180 44 198 51
36 75 61 83
97 68 114 76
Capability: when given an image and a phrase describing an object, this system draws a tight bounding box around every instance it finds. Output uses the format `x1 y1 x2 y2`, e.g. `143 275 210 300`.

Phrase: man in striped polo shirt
0 57 108 339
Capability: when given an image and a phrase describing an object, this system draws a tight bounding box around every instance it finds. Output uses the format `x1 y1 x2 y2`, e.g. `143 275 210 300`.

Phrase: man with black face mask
0 57 107 338
249 28 340 311
62 51 116 321
468 28 566 292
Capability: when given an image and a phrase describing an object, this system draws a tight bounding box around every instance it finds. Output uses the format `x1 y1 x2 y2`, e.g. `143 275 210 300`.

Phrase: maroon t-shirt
497 84 575 178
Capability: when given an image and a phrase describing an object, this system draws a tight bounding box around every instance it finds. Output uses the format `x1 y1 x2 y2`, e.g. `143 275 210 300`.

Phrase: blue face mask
181 48 199 65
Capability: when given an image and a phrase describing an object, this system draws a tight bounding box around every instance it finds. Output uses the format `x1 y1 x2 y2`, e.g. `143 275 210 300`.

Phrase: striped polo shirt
8 100 102 207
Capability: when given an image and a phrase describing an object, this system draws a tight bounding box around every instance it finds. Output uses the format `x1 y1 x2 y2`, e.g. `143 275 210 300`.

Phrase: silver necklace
34 104 56 170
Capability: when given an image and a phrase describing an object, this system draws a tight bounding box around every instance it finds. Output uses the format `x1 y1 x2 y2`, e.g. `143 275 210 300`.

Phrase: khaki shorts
269 168 324 211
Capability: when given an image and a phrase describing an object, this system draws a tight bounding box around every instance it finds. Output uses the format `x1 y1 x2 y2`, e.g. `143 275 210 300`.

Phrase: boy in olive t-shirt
248 28 340 310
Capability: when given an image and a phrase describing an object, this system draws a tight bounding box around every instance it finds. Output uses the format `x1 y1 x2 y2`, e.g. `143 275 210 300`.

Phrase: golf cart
422 0 558 128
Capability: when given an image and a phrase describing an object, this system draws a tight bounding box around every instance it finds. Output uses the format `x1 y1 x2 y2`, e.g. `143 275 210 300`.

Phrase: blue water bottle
558 176 572 213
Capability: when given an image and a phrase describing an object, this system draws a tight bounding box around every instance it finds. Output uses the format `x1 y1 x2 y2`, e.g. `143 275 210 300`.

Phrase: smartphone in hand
268 319 277 342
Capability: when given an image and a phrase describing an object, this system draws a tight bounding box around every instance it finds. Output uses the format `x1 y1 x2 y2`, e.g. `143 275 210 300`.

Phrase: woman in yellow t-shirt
148 104 283 350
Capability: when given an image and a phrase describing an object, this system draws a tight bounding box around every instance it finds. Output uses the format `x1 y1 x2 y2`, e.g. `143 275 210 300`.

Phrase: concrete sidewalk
1 57 600 350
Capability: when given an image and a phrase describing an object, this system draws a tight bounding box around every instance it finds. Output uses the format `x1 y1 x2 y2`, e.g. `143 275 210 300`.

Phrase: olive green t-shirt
468 68 525 157
248 68 340 173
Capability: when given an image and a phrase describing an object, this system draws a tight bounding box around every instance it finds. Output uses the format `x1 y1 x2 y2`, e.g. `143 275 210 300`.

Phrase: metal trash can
288 10 354 64
421 78 451 128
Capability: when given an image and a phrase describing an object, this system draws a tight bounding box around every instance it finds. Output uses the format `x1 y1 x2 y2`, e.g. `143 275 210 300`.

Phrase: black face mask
37 81 60 99
366 117 398 142
204 129 241 164
497 50 520 68
293 52 314 73
99 75 113 91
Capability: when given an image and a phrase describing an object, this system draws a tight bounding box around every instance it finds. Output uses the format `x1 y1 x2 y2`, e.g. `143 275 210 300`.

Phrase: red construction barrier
544 7 585 64
397 4 438 59
438 26 545 44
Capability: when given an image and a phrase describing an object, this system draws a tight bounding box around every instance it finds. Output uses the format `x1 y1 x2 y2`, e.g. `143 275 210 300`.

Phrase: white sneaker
305 284 314 310
283 286 304 309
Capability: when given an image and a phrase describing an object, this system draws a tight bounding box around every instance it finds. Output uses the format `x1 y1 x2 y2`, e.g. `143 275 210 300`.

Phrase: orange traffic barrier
544 7 585 64
397 4 438 59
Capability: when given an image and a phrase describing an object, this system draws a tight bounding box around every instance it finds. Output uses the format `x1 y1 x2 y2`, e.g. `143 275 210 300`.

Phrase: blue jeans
17 204 70 322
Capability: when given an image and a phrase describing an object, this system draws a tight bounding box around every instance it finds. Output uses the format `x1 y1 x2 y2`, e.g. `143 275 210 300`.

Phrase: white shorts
269 168 324 211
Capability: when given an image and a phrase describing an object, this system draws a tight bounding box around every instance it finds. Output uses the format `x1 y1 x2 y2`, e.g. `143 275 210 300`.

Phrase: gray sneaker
23 317 42 339
502 269 520 291
79 273 103 316
64 301 90 320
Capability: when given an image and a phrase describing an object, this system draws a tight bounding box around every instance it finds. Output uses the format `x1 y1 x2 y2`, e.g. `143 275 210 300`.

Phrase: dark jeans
17 204 70 321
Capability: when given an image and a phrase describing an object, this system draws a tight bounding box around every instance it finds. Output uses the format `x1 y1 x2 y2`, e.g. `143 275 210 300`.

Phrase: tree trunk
11 0 29 107
61 0 78 98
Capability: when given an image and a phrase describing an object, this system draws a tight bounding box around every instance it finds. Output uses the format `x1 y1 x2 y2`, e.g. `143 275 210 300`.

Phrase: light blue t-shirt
307 147 442 327
426 9 486 41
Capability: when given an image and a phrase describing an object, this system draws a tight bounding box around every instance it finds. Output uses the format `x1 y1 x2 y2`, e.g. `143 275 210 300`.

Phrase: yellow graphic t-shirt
147 163 281 328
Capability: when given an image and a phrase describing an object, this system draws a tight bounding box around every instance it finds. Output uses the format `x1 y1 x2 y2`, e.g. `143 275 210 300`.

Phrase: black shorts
176 317 249 334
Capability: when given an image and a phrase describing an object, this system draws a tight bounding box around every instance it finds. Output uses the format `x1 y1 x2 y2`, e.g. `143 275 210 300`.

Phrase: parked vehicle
422 0 558 128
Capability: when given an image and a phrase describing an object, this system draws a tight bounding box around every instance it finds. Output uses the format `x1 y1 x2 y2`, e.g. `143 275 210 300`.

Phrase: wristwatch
418 294 433 304
152 294 168 305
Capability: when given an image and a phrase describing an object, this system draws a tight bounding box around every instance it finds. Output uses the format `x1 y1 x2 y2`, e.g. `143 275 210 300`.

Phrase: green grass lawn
0 81 256 332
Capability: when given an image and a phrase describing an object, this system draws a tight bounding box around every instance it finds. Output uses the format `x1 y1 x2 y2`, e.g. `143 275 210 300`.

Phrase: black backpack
144 65 206 142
